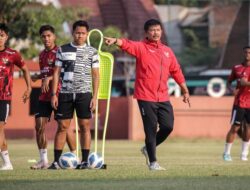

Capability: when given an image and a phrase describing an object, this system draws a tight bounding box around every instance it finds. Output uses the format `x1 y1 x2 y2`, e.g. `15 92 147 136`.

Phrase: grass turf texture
0 139 249 190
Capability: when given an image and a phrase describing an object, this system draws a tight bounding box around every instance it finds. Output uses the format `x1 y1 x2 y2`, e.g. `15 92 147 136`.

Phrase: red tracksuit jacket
121 38 186 102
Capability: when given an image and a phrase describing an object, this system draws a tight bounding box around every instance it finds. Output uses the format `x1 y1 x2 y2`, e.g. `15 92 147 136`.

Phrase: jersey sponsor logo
61 52 76 60
41 66 50 74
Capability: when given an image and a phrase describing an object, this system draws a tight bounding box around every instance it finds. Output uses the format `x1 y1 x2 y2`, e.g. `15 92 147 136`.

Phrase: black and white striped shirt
55 42 99 93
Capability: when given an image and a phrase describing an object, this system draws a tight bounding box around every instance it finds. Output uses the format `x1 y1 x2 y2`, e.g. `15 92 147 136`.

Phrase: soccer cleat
149 162 166 171
241 154 248 161
47 162 60 170
0 164 13 170
76 162 90 169
30 160 49 170
223 153 232 161
141 146 149 165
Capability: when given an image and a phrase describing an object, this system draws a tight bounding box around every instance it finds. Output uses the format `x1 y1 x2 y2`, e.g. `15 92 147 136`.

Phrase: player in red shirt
30 25 76 169
223 46 250 161
105 19 190 170
0 23 31 170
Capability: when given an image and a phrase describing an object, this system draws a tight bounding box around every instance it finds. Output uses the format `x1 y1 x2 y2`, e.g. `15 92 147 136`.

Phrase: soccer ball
59 152 78 169
88 152 104 169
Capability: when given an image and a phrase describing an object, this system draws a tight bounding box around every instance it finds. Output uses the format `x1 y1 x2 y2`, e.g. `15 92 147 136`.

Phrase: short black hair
243 46 250 50
39 25 55 35
72 20 89 32
144 19 162 32
0 23 9 34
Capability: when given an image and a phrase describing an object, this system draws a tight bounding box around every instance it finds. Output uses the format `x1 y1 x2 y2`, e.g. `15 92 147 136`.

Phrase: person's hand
31 73 39 82
183 92 191 108
240 78 248 86
89 97 97 112
41 77 50 93
233 88 239 96
104 37 117 46
22 87 32 103
51 96 58 110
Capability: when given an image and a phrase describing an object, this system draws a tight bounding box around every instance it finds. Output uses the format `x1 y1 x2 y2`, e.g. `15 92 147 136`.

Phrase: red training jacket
121 38 186 102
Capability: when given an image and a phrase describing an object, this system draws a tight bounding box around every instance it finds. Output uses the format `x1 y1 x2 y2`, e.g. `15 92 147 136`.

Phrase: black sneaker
47 162 60 170
76 162 90 169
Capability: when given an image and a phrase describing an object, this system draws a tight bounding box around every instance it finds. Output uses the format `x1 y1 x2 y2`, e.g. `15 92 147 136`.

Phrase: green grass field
0 138 249 190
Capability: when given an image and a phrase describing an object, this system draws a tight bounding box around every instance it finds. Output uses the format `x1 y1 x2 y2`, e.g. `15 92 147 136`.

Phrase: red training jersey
0 47 25 100
38 46 60 101
228 64 250 108
121 38 185 102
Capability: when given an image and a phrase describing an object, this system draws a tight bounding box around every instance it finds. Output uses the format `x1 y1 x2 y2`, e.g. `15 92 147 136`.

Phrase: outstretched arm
104 37 123 47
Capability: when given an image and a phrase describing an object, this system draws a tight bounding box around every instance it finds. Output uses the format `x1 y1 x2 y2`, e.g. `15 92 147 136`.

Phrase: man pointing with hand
105 19 190 171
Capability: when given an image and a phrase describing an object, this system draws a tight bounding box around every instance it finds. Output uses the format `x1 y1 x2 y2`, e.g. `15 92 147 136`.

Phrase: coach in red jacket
105 19 190 171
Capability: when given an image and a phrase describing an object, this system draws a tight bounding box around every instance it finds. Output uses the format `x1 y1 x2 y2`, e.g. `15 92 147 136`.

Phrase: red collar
144 38 162 48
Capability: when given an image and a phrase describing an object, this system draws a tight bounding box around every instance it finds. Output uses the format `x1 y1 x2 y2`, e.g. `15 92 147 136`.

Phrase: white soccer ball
88 152 104 169
59 152 78 169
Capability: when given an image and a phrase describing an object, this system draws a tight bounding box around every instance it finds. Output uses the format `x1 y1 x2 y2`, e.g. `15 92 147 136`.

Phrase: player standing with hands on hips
104 19 190 171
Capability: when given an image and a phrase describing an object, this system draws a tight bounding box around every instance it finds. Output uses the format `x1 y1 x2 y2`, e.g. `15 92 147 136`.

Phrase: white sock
224 143 233 155
1 150 12 165
39 149 48 163
241 141 249 156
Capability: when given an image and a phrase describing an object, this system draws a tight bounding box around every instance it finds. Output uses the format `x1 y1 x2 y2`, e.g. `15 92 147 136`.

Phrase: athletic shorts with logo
35 101 55 120
56 93 92 120
231 105 250 125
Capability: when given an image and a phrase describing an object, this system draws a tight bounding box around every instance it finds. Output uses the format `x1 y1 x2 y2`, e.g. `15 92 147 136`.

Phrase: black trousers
138 100 174 163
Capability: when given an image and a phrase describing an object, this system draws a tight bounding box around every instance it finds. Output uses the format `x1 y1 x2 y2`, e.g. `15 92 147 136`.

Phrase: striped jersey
55 42 99 93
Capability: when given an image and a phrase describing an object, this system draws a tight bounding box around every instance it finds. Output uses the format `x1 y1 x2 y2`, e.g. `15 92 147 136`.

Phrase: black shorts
231 105 250 125
56 93 92 120
0 100 10 123
35 101 54 119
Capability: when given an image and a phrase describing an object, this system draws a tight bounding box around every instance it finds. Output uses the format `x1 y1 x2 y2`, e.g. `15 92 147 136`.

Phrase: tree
0 1 90 59
178 29 219 73
88 26 123 53
0 0 30 39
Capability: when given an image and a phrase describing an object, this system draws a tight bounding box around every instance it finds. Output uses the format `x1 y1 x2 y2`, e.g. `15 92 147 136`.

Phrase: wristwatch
51 92 56 97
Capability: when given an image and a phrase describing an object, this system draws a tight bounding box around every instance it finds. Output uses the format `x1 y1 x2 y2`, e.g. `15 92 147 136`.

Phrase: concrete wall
127 96 233 140
5 79 233 140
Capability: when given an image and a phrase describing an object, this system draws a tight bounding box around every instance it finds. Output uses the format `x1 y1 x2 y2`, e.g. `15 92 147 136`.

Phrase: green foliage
88 26 123 53
20 44 39 60
179 29 218 70
0 0 31 38
0 1 90 59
